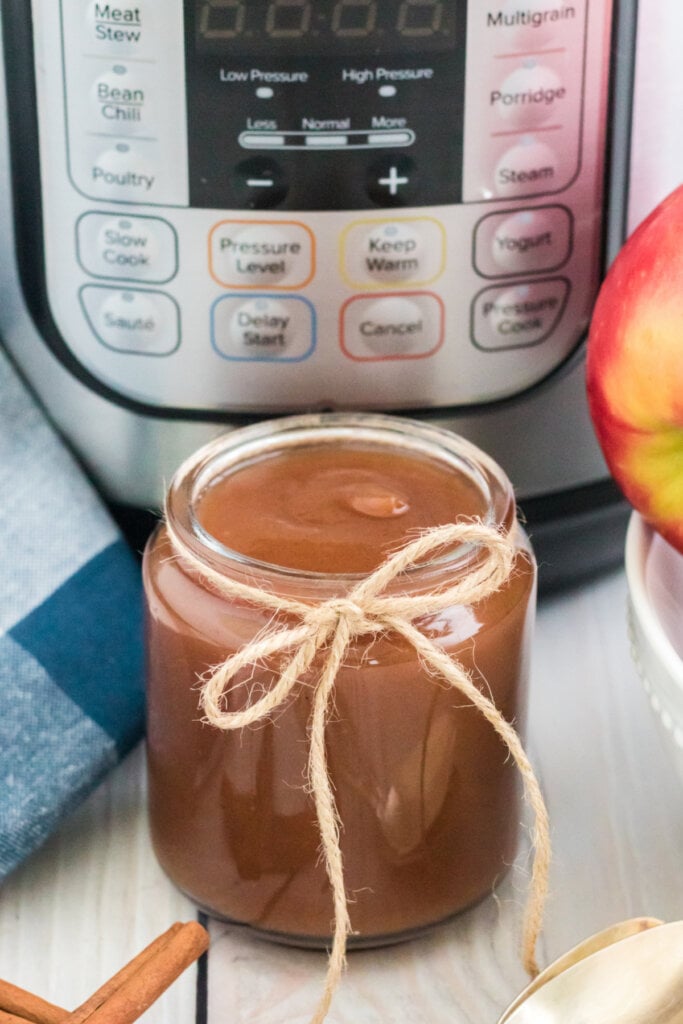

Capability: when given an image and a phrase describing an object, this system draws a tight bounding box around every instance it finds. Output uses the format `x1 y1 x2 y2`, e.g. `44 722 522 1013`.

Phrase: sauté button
80 285 180 355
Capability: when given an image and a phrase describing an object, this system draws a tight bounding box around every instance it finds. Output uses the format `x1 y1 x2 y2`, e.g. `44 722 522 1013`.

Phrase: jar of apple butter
143 413 537 947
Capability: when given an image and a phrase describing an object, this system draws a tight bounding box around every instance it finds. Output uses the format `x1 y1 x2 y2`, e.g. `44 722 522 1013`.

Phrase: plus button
378 165 409 196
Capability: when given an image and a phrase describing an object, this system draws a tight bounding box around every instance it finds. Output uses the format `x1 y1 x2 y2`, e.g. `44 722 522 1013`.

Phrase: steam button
493 137 560 198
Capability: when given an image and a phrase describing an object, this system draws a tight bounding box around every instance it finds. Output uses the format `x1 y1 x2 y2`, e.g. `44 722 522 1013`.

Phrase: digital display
194 1 457 55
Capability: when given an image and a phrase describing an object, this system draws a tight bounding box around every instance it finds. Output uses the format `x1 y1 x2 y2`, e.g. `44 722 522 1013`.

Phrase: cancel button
341 293 444 360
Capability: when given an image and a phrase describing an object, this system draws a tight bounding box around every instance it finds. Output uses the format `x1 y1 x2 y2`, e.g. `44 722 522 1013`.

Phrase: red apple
586 184 683 555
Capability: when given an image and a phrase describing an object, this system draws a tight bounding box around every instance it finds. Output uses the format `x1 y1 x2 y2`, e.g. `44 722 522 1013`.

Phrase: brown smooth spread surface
195 445 486 573
144 441 535 944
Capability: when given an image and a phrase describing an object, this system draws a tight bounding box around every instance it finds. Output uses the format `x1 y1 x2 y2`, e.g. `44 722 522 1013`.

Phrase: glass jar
143 413 536 946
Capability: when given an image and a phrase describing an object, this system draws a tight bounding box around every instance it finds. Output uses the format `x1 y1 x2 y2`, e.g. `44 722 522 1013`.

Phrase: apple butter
143 414 536 946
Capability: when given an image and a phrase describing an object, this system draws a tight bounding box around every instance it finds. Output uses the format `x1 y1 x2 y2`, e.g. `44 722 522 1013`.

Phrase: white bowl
626 512 683 781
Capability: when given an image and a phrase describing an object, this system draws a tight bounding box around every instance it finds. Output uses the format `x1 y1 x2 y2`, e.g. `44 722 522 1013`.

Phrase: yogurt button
90 144 156 199
493 137 560 197
491 62 566 128
474 205 572 277
81 286 180 355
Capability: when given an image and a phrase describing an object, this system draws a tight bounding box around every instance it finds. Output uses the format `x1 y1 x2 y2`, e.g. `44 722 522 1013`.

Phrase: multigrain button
212 295 315 361
471 278 570 350
210 221 314 289
76 212 177 282
341 293 444 360
474 205 572 278
490 62 566 128
79 285 180 355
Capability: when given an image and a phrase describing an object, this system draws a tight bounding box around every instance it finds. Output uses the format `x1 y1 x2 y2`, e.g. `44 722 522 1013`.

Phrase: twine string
167 517 551 1024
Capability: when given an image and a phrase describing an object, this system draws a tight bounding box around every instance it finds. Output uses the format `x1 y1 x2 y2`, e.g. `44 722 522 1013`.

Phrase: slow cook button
88 143 157 200
474 205 573 278
79 285 180 355
471 278 570 350
76 212 178 282
210 221 315 289
212 295 316 362
341 293 444 361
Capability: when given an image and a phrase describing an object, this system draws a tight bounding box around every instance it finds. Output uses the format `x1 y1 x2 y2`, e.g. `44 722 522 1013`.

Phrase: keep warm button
474 205 572 278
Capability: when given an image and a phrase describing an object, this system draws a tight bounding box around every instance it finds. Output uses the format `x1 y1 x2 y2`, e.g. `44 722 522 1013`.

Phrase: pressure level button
210 221 315 289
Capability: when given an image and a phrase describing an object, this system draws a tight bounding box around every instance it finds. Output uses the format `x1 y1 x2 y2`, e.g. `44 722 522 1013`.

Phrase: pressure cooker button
471 278 570 350
77 213 178 283
89 144 157 200
340 293 444 360
233 158 289 209
209 222 315 289
493 136 561 198
212 295 315 362
79 285 180 355
474 205 572 278
490 62 566 129
366 156 418 207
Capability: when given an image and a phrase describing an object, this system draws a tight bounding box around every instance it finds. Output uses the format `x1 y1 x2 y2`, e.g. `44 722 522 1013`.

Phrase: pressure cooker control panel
30 0 613 413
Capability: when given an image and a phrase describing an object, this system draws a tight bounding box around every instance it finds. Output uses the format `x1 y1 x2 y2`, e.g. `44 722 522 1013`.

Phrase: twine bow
167 517 551 1024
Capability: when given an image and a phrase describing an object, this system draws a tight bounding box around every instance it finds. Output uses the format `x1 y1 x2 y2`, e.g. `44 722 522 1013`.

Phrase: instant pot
1 0 681 585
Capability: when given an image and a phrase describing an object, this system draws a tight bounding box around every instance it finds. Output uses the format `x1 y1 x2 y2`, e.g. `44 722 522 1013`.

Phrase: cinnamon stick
0 922 209 1024
65 922 209 1024
0 980 64 1024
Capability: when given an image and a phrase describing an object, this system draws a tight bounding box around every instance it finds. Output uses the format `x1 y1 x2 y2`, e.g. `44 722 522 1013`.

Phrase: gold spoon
498 917 663 1023
500 920 683 1024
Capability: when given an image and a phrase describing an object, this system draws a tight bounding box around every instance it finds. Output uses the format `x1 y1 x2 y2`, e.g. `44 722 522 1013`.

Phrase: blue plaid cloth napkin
0 345 145 880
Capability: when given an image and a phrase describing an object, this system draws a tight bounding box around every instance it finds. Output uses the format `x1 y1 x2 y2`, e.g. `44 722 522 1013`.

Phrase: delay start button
212 294 315 362
341 292 444 361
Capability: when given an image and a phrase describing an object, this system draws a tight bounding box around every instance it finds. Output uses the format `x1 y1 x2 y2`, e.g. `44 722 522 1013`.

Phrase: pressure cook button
210 221 315 289
212 295 315 362
80 286 180 355
366 156 418 207
471 278 570 350
474 205 572 278
76 212 178 283
340 293 444 360
233 158 289 209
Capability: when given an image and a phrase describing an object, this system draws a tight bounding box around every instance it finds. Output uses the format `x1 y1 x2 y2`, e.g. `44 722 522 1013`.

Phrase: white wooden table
2 565 683 1024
